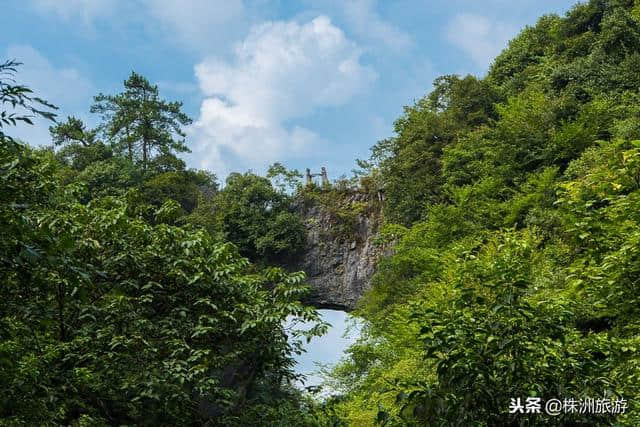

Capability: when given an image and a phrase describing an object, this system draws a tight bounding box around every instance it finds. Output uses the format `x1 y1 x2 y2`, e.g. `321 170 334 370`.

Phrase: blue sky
3 0 579 182
288 309 362 388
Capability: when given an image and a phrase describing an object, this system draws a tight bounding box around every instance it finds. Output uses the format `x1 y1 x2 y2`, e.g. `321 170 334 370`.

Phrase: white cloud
4 45 94 146
446 13 516 70
189 16 376 177
341 0 411 50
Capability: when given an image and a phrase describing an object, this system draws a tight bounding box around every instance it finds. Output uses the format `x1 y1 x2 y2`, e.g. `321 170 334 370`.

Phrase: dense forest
1 65 330 425
3 0 640 425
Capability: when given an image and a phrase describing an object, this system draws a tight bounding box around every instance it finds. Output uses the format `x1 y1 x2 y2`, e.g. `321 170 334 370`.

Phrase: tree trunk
125 124 133 162
142 140 147 168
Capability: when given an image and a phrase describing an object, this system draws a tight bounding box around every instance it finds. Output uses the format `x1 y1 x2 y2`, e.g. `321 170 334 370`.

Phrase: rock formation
292 191 389 311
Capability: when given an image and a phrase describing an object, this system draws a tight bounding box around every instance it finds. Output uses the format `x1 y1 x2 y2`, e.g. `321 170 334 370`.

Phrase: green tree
328 2 640 424
267 162 303 194
217 172 305 262
50 116 97 147
0 59 56 141
401 233 612 426
369 74 497 225
142 171 200 213
50 116 113 171
1 60 330 426
0 142 327 425
91 72 192 169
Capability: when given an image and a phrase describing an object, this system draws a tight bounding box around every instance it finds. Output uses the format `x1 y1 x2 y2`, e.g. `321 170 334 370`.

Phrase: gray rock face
292 193 388 311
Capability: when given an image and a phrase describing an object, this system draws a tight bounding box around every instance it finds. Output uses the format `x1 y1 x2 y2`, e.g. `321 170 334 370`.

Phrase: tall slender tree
91 72 192 168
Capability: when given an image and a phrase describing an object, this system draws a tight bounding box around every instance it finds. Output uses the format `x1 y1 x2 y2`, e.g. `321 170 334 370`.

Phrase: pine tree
91 72 192 168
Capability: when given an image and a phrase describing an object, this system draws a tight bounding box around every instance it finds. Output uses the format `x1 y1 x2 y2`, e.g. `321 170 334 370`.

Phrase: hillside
327 0 640 425
293 187 387 311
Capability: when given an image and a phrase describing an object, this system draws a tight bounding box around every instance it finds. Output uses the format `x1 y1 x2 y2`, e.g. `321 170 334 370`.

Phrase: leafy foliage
0 60 57 141
9 1 640 424
326 1 640 425
91 72 192 168
0 62 328 426
214 172 306 263
0 138 330 426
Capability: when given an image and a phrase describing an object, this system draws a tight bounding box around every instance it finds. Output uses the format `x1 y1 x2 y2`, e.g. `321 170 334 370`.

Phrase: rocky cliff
293 191 388 311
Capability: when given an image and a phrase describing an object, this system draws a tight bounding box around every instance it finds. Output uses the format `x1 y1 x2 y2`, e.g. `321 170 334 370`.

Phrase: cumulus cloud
189 16 376 176
446 13 516 70
4 45 94 145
